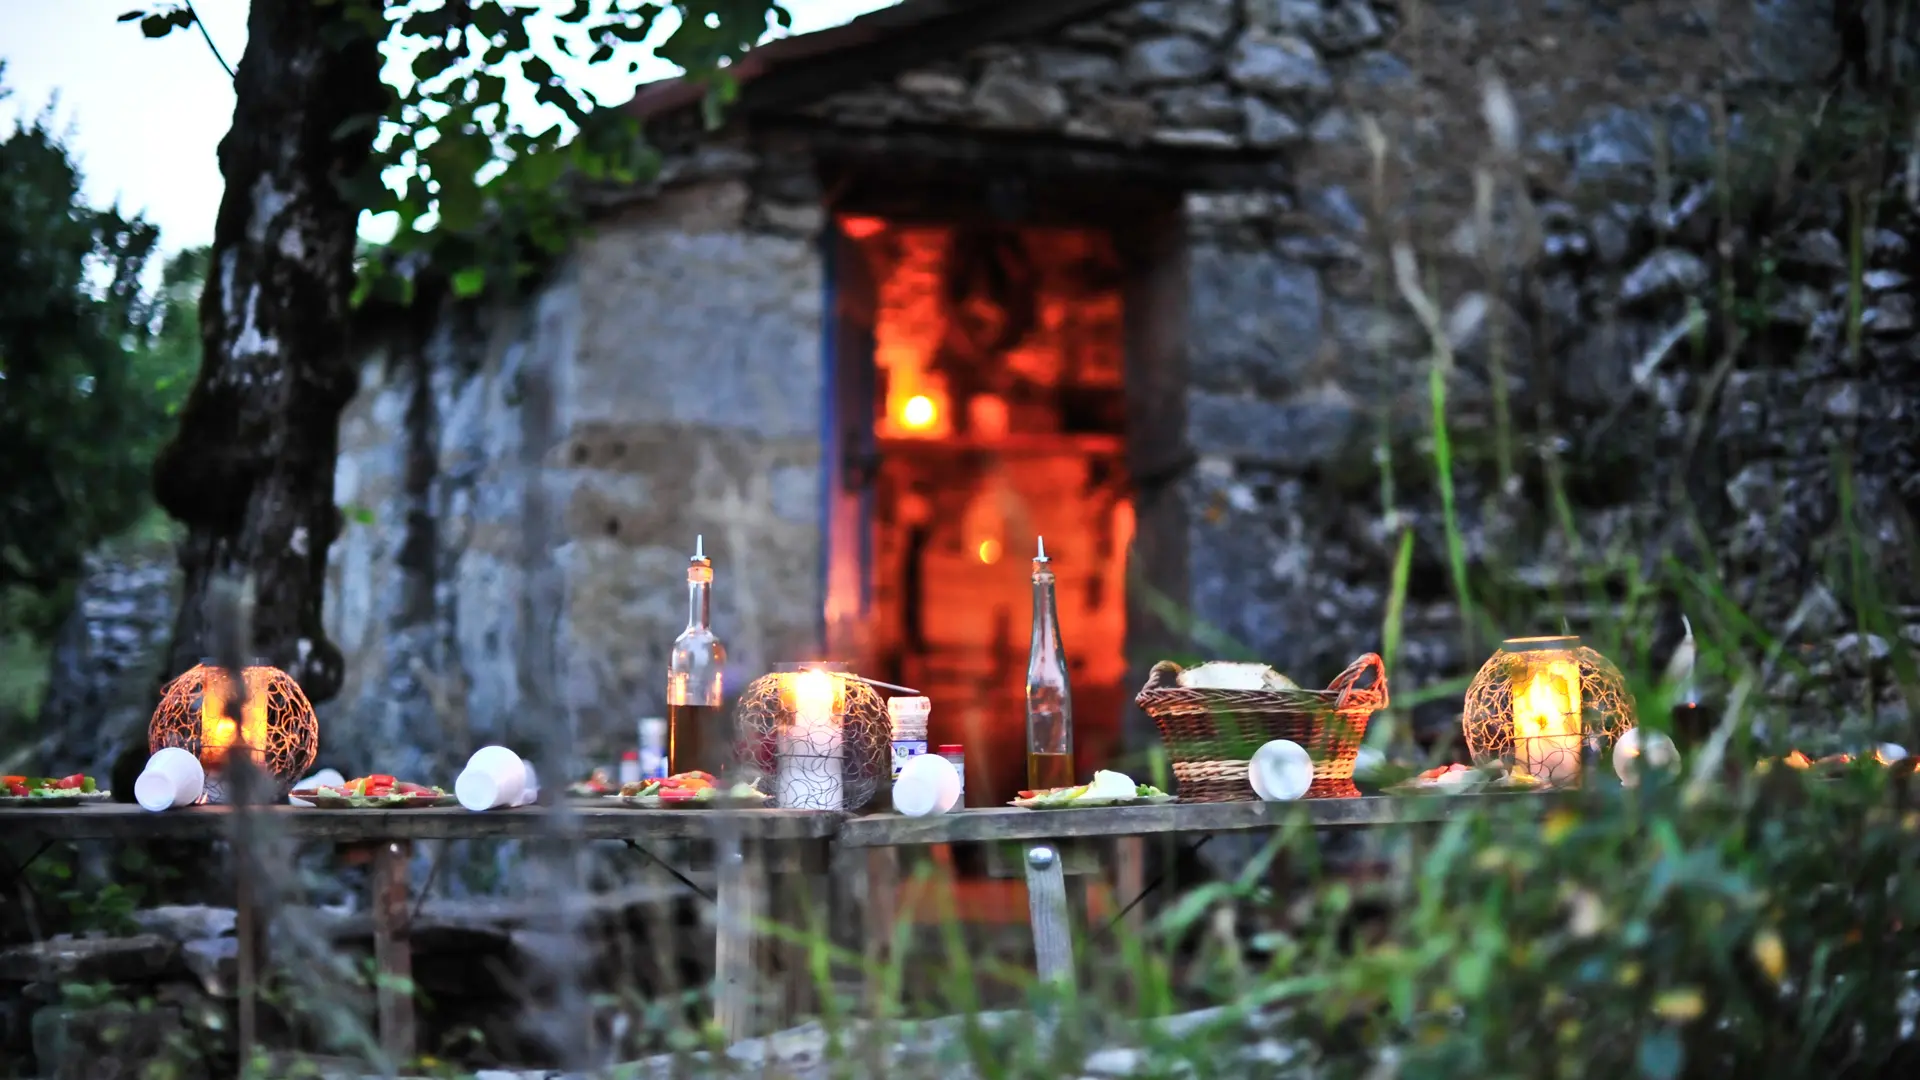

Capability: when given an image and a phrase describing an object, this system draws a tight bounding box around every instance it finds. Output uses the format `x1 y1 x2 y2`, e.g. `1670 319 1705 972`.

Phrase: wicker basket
1135 654 1389 801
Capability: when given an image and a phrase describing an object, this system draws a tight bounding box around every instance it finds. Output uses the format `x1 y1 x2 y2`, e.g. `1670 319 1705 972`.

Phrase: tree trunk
153 0 386 702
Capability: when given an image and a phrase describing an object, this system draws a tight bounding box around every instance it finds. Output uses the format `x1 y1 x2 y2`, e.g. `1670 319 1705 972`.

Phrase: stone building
294 0 1919 794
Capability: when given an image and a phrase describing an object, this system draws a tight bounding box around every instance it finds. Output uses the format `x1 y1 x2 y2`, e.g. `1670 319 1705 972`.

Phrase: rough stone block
971 66 1071 129
1226 31 1330 99
1132 0 1236 42
1030 47 1122 87
131 905 237 944
1242 95 1303 147
1188 248 1323 394
572 229 822 439
1155 83 1241 127
0 935 177 985
1184 390 1363 471
1124 36 1219 85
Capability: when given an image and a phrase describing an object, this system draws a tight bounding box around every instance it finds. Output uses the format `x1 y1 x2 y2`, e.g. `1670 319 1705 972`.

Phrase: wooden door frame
815 155 1191 770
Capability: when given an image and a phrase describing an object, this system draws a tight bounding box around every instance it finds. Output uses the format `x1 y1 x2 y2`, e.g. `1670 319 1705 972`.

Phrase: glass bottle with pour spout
667 536 727 776
1025 536 1075 791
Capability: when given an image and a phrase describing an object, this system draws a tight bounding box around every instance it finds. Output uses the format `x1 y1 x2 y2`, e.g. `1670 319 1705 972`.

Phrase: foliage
122 0 792 305
0 84 168 598
0 67 202 726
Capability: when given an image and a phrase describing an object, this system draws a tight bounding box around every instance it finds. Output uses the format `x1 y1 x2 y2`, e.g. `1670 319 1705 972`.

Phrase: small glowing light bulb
977 539 1003 564
901 394 937 430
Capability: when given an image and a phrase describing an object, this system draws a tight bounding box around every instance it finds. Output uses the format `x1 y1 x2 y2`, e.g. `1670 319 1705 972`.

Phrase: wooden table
0 796 1540 1055
0 804 841 1059
837 797 1510 985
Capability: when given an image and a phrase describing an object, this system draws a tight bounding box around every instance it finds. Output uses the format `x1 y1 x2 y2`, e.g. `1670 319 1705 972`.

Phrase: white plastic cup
893 753 962 818
135 748 205 812
516 759 540 806
1249 740 1314 802
458 746 527 812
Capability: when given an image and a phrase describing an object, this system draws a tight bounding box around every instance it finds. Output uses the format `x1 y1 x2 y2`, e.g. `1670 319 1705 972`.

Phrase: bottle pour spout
1035 536 1048 562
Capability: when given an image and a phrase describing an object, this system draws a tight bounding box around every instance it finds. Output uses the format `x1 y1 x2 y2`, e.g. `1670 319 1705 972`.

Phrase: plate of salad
289 775 453 808
621 771 772 808
1383 763 1547 795
1010 770 1175 810
0 774 109 806
567 769 622 799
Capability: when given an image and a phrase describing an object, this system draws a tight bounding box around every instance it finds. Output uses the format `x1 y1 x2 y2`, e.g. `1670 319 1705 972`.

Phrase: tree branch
183 1 235 80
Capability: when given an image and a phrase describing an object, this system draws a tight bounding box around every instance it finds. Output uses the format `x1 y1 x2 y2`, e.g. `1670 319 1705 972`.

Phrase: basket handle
1329 653 1389 711
1139 661 1185 695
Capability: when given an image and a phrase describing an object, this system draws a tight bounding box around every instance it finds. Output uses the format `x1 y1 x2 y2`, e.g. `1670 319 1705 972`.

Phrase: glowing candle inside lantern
199 670 269 770
776 670 844 809
1513 655 1583 784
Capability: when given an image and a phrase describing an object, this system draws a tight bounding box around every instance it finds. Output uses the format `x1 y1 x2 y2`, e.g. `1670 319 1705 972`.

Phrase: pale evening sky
0 0 896 256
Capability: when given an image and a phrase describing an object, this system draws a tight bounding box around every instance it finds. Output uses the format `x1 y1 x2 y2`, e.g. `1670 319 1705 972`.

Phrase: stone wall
756 0 1917 738
31 546 180 785
324 172 829 777
312 0 1918 768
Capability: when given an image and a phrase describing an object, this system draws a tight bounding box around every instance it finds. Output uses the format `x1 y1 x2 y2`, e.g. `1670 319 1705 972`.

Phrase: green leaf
1637 1029 1684 1080
116 11 144 22
138 14 173 37
450 266 486 297
330 113 381 141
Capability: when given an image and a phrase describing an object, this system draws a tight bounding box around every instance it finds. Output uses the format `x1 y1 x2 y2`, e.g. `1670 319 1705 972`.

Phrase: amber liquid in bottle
666 703 721 775
1025 537 1075 793
668 537 727 776
1027 751 1075 791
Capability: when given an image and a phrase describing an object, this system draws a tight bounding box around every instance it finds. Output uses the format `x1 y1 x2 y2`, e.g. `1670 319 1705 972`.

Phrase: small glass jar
887 696 931 782
937 743 966 806
638 717 669 780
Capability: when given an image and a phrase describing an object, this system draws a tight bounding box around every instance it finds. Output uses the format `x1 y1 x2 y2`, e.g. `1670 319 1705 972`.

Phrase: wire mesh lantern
1462 636 1636 787
150 661 318 803
733 662 888 810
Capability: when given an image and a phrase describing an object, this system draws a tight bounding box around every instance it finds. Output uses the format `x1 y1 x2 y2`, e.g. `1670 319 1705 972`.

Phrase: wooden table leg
712 831 762 1042
1024 845 1073 987
764 839 829 1028
1114 836 1147 938
371 840 416 1065
863 847 900 1008
235 866 262 1067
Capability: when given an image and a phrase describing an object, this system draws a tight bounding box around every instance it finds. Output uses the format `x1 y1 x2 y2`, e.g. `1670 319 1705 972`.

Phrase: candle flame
200 669 270 770
793 669 837 724
1513 655 1582 783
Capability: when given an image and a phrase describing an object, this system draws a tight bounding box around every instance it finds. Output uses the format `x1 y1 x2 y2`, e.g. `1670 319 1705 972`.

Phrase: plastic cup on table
893 753 962 818
1249 740 1314 802
457 746 528 812
516 759 540 806
134 747 205 812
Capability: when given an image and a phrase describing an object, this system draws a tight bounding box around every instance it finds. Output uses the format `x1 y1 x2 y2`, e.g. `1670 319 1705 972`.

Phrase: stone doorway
820 174 1189 807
